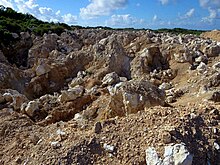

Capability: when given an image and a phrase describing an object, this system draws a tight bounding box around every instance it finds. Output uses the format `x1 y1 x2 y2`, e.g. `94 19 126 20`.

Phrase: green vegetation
154 28 206 36
0 5 71 45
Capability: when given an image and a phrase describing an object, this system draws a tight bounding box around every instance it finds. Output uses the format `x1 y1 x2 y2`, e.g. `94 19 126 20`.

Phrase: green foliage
154 28 206 36
0 5 72 45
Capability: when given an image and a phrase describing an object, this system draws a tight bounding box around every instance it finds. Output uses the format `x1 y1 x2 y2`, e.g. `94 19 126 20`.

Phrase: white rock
58 85 84 102
214 142 220 150
68 77 83 88
51 141 61 149
99 38 108 45
159 82 173 90
103 143 115 153
197 62 207 73
212 62 220 71
164 143 193 165
146 143 193 165
102 72 120 86
146 147 162 165
25 101 39 117
11 94 28 110
2 91 28 110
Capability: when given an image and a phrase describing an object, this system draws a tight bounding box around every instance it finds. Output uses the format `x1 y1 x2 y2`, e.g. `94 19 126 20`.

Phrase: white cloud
185 8 195 18
159 0 169 5
199 0 220 8
180 8 195 19
2 0 77 24
202 7 218 22
0 0 14 8
80 0 128 19
62 13 77 25
199 0 220 23
152 15 158 21
106 14 144 27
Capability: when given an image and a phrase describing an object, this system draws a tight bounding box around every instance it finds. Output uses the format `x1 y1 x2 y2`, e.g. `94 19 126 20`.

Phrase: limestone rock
102 72 120 86
146 147 162 165
68 77 84 88
2 90 28 110
197 62 207 73
58 85 84 102
146 143 193 165
107 80 165 117
131 46 168 78
164 143 193 165
25 101 39 117
159 82 173 90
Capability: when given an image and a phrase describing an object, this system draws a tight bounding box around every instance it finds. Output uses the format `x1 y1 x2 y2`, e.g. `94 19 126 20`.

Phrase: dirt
201 30 220 42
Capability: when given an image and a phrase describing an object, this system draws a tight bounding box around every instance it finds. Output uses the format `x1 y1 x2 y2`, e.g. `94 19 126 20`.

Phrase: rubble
0 29 220 165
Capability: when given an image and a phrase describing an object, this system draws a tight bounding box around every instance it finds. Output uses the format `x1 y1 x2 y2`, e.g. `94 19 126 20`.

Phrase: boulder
197 62 207 73
146 147 162 165
107 80 165 117
25 100 39 117
58 85 84 102
1 90 28 110
146 143 193 165
131 46 168 78
203 45 220 57
164 143 193 165
102 72 120 86
68 77 84 88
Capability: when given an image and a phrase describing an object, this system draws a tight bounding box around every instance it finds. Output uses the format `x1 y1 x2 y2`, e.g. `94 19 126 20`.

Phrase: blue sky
0 0 220 30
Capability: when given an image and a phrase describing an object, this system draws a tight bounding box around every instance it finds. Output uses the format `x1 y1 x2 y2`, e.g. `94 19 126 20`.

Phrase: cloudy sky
0 0 220 30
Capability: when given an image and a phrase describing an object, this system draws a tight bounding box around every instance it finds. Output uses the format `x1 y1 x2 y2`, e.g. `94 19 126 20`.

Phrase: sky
0 0 220 30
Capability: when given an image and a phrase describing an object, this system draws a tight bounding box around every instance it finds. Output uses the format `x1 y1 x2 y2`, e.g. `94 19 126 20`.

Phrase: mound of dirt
201 30 220 42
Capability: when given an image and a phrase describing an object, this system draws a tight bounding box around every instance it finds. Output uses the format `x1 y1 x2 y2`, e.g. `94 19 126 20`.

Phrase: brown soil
201 30 220 42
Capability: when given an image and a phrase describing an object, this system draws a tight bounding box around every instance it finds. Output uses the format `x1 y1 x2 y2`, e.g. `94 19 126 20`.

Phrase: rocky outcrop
106 80 165 117
131 46 169 78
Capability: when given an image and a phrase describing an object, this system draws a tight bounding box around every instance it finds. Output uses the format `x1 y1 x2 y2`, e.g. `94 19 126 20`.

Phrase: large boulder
131 46 168 79
203 45 220 57
106 80 165 117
